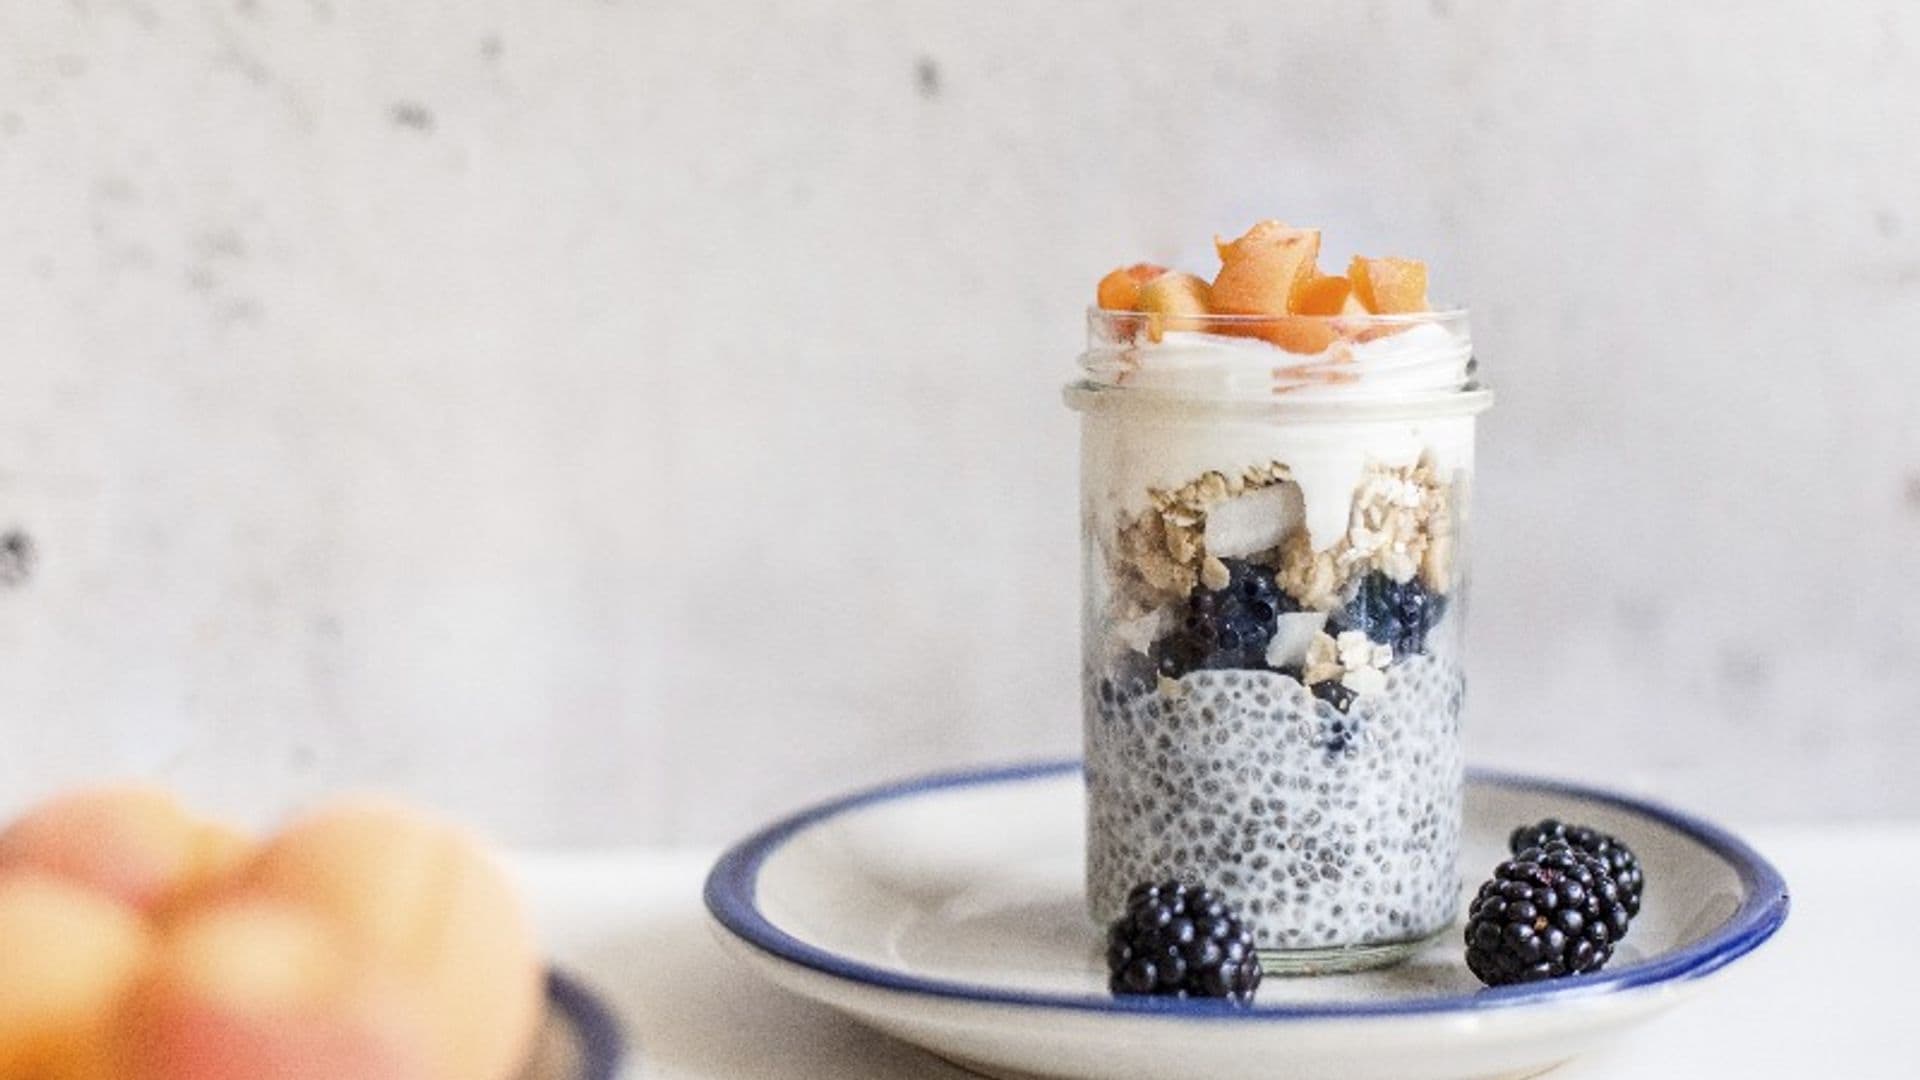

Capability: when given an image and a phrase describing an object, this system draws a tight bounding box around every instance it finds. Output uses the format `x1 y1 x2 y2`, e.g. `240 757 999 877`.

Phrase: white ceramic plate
520 972 626 1080
705 762 1787 1080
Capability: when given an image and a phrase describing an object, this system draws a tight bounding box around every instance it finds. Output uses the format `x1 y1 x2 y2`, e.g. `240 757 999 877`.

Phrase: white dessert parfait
1069 224 1493 973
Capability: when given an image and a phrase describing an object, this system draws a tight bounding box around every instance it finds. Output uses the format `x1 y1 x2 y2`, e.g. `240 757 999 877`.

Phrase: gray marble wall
2 1 1915 842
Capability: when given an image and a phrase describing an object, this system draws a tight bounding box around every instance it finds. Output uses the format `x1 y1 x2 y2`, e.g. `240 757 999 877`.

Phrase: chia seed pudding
1069 222 1492 971
1086 658 1464 951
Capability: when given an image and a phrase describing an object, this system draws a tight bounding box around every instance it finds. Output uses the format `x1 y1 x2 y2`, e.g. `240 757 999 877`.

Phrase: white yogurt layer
1082 405 1476 554
1081 320 1479 552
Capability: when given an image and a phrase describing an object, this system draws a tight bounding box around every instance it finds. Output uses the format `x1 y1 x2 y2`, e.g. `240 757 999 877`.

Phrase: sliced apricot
1347 256 1429 314
1210 222 1321 316
1135 272 1211 340
1095 263 1168 311
1221 316 1338 354
1290 274 1352 316
1260 317 1338 354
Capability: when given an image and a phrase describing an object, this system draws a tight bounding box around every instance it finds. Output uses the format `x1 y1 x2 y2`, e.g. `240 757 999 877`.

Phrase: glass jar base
1256 927 1448 976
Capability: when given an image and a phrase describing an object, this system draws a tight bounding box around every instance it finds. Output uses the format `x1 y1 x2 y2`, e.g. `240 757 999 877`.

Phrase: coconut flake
1341 666 1388 697
1266 611 1328 669
1113 607 1173 656
1203 483 1305 558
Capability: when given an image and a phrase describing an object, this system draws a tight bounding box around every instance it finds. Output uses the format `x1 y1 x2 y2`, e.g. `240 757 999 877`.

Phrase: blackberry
1151 559 1298 678
1106 881 1262 1003
1509 819 1644 917
1464 841 1631 987
1329 572 1446 659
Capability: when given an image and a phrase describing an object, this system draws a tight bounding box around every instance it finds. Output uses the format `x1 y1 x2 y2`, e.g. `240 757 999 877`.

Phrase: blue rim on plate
704 760 1791 1019
546 969 627 1078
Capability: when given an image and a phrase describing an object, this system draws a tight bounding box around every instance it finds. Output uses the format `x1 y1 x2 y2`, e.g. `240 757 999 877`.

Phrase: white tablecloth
519 823 1918 1079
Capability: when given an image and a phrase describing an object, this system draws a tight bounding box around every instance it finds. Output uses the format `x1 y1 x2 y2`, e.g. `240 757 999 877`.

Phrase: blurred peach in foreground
237 799 545 1080
0 873 152 1078
118 899 427 1080
0 784 544 1080
0 786 253 918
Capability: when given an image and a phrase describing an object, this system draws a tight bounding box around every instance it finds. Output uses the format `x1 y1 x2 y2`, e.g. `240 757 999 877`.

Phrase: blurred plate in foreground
520 970 625 1080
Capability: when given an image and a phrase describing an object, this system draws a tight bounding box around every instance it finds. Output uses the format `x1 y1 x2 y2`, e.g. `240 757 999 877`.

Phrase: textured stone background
1 1 1915 842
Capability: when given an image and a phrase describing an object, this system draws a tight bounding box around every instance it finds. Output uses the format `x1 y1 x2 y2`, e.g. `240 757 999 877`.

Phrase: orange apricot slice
1239 317 1339 354
1095 263 1168 311
1290 274 1352 316
1347 256 1430 314
1135 272 1211 340
1211 222 1321 316
1217 314 1340 354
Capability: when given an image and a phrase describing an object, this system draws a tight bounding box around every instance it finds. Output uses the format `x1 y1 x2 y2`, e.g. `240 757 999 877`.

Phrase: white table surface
519 823 1919 1080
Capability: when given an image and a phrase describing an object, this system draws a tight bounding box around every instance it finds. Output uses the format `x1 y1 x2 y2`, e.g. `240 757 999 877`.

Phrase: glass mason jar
1068 307 1491 973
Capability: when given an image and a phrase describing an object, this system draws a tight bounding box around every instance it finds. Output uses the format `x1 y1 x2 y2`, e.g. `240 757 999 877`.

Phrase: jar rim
1075 306 1486 418
1063 382 1493 422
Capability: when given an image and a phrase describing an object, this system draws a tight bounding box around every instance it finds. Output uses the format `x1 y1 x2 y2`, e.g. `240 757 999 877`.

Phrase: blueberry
1329 572 1447 659
1151 559 1300 678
